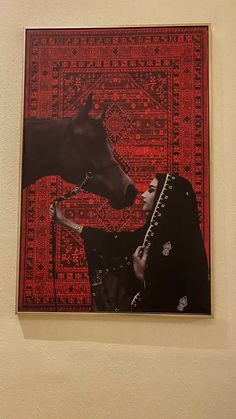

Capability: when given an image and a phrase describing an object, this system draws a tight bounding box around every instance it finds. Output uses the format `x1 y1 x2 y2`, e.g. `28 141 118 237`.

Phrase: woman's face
141 177 158 211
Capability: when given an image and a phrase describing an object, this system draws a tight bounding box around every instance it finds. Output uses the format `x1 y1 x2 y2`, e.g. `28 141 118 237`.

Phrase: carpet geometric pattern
19 26 209 312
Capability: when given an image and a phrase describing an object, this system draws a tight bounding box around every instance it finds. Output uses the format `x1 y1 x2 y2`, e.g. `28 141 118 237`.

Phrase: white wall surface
0 1 236 418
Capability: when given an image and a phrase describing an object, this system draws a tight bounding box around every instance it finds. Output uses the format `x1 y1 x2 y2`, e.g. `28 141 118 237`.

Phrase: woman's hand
49 202 65 224
49 202 83 235
132 246 149 282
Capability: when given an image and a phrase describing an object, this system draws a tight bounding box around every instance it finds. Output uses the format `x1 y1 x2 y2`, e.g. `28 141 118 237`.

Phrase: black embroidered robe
81 174 211 314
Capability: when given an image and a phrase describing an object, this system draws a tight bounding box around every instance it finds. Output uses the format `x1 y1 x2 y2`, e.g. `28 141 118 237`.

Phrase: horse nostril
125 184 138 206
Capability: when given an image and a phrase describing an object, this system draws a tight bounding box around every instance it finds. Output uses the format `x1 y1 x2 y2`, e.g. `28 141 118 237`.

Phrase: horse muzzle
109 183 138 209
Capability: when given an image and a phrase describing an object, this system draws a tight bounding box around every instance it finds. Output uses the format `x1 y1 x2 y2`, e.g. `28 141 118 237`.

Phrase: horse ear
74 92 93 122
96 109 106 121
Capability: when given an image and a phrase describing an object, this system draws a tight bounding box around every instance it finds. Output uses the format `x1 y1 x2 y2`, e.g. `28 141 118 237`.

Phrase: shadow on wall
18 313 228 350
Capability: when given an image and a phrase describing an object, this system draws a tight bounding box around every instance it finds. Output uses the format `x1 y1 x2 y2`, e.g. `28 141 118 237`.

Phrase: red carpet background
19 26 209 312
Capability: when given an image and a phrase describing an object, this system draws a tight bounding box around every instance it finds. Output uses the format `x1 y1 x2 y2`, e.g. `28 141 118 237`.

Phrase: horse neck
23 118 70 187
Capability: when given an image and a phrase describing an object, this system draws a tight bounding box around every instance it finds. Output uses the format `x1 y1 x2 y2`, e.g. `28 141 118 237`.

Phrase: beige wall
1 1 236 418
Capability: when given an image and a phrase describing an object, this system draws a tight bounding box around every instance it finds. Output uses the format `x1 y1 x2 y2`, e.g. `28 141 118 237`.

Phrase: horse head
59 93 137 209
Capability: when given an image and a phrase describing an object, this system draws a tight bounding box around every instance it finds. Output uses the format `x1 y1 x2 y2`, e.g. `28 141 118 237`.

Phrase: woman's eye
148 187 155 193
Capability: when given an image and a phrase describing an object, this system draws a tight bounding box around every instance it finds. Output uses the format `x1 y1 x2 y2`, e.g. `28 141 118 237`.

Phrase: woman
50 173 211 314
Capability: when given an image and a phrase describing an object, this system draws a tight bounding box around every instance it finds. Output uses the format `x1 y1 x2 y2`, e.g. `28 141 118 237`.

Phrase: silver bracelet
70 223 83 235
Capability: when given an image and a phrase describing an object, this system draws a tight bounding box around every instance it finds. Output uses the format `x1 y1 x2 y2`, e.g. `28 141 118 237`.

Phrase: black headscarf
134 173 211 314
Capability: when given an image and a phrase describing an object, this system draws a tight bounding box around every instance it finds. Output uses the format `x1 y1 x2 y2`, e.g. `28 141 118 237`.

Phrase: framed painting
18 25 211 315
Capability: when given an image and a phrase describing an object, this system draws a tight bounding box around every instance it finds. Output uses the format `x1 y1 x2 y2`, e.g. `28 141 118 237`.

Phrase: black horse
22 93 137 209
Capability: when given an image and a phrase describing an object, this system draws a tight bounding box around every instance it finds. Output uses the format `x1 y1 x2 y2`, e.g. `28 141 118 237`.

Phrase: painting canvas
18 26 211 314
